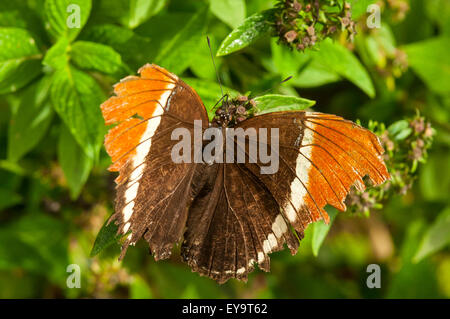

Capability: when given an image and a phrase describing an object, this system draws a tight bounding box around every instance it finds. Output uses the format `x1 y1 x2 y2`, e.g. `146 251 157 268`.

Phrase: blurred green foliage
0 0 449 298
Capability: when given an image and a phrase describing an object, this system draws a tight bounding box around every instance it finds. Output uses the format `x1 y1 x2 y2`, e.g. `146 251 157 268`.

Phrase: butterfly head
212 94 257 127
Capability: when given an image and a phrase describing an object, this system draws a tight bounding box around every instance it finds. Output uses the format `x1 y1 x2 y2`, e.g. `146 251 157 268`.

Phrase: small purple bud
237 106 247 115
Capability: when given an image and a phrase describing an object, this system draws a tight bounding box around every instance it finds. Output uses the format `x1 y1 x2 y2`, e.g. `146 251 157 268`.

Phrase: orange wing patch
101 64 177 173
104 118 146 172
299 112 390 224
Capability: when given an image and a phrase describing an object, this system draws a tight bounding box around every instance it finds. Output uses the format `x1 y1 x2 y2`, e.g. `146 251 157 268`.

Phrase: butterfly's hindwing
181 161 300 283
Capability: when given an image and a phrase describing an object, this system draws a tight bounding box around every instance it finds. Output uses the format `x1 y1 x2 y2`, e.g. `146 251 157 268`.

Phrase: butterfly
101 64 390 283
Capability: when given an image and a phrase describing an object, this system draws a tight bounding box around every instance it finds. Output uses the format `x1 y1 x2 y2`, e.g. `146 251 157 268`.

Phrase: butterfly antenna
253 76 293 98
211 93 228 111
207 36 224 98
281 75 293 84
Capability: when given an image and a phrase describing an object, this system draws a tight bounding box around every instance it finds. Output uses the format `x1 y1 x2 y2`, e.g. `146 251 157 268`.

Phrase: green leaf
388 120 412 141
121 0 167 29
189 35 221 80
404 37 450 94
254 94 316 114
44 0 92 41
130 275 153 298
155 5 209 74
393 128 412 141
148 262 227 298
291 59 341 88
216 9 276 56
0 214 69 283
313 39 375 98
70 41 124 74
210 0 246 29
0 3 49 47
180 284 200 299
414 206 450 262
90 216 120 257
0 188 22 211
311 208 339 256
370 24 397 62
133 12 191 63
95 0 167 29
58 125 94 199
50 66 105 160
425 0 450 35
347 0 377 20
43 38 70 69
387 220 441 298
8 76 54 162
0 28 42 94
388 119 408 135
420 152 450 202
0 160 28 177
80 24 152 70
271 38 311 79
183 78 239 120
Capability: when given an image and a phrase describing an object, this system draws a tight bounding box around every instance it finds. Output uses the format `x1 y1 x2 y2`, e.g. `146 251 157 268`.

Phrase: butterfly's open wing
181 111 389 283
101 64 208 260
237 111 390 231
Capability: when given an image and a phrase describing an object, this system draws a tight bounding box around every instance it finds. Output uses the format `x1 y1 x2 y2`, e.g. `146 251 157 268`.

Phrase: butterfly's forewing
101 64 208 260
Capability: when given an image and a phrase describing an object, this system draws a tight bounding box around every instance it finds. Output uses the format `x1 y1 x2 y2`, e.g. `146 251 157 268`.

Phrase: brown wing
101 64 208 260
181 162 300 284
181 111 389 283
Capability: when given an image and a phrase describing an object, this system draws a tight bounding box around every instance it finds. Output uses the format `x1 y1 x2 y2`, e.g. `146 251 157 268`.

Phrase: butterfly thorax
212 95 257 127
